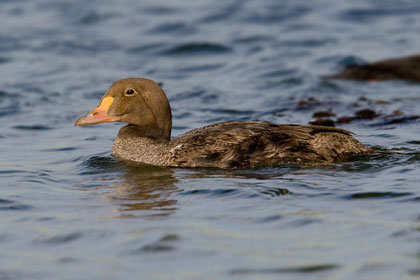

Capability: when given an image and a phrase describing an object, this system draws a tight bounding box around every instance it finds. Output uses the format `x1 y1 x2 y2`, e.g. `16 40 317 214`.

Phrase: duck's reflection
109 163 179 216
180 166 296 180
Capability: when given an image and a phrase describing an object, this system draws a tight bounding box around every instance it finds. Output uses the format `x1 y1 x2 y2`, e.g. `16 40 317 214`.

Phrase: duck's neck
117 124 170 142
111 125 173 166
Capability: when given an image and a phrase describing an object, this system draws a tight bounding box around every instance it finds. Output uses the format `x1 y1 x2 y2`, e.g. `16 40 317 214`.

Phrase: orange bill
74 97 115 126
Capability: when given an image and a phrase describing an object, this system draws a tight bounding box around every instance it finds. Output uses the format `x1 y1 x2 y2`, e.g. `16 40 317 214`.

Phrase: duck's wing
169 121 366 168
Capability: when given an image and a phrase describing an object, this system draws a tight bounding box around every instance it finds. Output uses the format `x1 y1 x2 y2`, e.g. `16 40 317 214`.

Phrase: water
1 0 420 279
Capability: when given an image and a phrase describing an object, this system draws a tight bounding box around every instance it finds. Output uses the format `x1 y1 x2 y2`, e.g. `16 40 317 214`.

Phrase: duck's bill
74 97 116 126
74 110 117 126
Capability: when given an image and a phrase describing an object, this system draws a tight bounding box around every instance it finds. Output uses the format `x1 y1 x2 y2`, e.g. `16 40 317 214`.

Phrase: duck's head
75 78 172 140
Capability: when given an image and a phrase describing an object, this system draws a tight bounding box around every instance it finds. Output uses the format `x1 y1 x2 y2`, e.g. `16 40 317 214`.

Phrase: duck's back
169 121 371 168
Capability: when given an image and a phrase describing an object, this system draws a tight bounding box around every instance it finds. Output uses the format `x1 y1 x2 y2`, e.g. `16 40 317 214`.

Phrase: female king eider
75 78 371 168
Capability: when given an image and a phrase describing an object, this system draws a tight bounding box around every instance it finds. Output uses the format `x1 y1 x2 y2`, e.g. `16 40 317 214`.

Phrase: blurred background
1 0 420 279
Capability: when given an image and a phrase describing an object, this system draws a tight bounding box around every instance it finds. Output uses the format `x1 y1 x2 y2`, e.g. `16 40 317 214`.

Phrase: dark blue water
1 0 420 279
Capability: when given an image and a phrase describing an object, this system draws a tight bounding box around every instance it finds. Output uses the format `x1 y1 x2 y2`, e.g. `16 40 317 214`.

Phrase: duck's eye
124 89 135 96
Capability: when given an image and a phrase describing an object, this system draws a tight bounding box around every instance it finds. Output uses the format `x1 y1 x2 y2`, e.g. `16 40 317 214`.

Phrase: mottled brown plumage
325 54 420 82
75 78 372 169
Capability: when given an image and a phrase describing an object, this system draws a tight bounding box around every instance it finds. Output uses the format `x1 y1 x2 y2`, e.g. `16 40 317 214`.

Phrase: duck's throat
111 125 171 166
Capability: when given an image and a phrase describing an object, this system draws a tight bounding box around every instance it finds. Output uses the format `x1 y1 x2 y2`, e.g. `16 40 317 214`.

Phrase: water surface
1 0 420 279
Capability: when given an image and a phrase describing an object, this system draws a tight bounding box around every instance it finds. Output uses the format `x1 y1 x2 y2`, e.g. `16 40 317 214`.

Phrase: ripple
256 215 283 223
229 264 338 275
34 232 82 246
285 218 321 228
0 198 32 211
128 234 180 255
148 22 196 35
242 5 310 24
127 42 167 54
0 270 46 280
40 39 118 55
0 56 11 64
43 147 77 152
0 35 24 51
200 1 242 23
13 125 52 130
282 38 336 47
143 6 178 15
180 188 239 197
344 192 412 200
140 244 174 253
77 11 114 25
232 35 274 44
340 6 420 22
0 90 20 117
81 156 120 170
56 257 79 264
0 233 9 243
257 69 297 78
0 169 25 174
210 108 255 115
170 88 206 102
178 63 225 73
161 43 232 55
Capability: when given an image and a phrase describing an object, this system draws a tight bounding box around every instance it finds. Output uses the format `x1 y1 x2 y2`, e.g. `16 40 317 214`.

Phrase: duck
75 78 371 169
325 54 420 82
